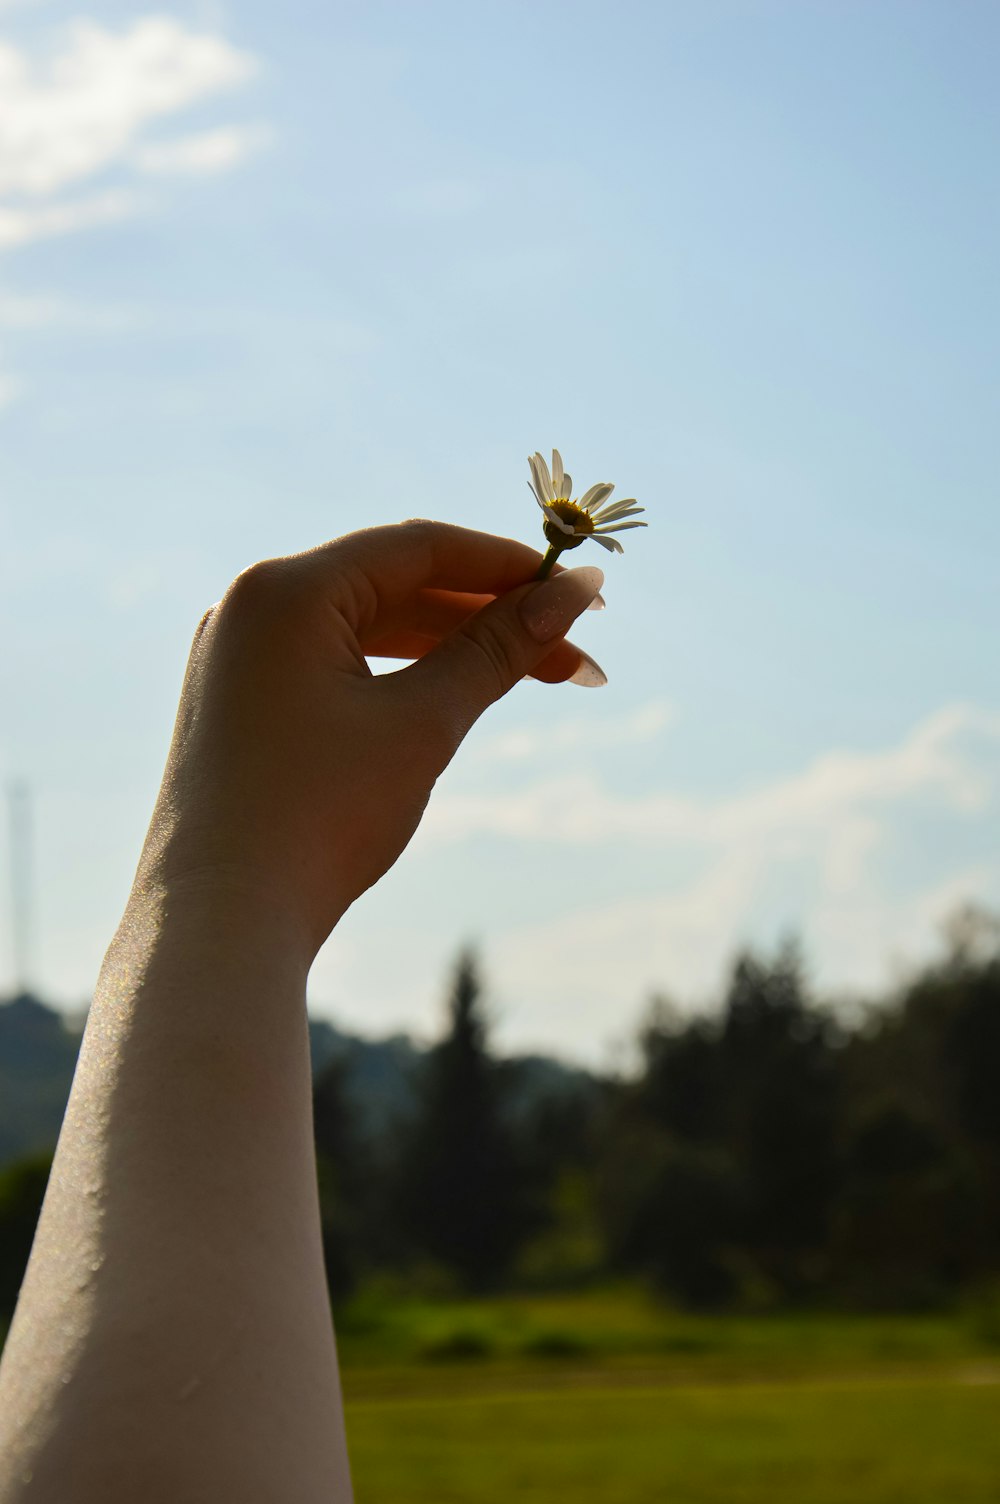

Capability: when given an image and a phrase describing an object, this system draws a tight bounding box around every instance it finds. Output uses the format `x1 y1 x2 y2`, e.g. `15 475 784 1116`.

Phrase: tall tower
6 779 33 997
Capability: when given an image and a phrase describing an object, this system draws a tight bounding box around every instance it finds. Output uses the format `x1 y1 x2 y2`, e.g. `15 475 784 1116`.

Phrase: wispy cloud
491 854 1000 1063
0 291 63 326
0 18 256 202
0 367 22 406
429 704 1000 848
472 698 673 763
0 281 146 407
0 188 139 250
0 12 265 399
131 123 271 177
451 703 1000 1052
0 290 143 330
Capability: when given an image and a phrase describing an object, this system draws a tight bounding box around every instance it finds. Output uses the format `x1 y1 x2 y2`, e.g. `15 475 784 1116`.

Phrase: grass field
4 1287 998 1499
340 1290 1000 1502
346 1378 1000 1503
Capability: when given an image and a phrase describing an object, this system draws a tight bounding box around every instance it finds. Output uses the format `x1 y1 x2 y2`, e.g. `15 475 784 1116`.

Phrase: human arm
0 522 604 1503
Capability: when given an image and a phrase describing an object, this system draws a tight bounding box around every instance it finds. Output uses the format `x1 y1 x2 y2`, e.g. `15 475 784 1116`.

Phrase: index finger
292 520 548 617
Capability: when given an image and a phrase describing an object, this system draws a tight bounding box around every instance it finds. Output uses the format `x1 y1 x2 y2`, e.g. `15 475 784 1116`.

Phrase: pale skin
0 521 605 1504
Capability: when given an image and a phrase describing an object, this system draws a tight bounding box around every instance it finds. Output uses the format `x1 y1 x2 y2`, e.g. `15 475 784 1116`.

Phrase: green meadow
340 1290 1000 1503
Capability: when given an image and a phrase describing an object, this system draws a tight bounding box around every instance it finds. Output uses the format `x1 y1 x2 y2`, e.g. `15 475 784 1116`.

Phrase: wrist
116 866 319 987
133 800 353 963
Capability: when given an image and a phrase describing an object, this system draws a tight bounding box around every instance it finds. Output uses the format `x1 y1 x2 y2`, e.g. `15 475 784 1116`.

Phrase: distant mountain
0 996 598 1167
0 994 82 1164
308 1018 423 1142
308 1018 600 1144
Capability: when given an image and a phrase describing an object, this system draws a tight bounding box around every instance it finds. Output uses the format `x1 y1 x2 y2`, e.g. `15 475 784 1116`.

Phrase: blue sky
1 0 998 1063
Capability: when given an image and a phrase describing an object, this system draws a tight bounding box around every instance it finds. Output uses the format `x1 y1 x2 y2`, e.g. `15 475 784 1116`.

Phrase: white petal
532 450 553 501
595 519 648 533
591 534 624 553
593 499 643 522
543 504 576 535
528 480 548 511
528 453 550 504
594 508 644 526
533 463 554 508
551 448 565 497
561 472 572 499
579 481 615 511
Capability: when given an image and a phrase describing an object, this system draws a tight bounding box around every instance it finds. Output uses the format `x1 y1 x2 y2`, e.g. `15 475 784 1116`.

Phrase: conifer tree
399 950 528 1289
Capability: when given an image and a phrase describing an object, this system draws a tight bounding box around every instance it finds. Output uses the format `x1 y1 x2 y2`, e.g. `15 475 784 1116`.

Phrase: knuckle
397 517 436 558
384 517 437 581
458 619 520 696
222 558 293 618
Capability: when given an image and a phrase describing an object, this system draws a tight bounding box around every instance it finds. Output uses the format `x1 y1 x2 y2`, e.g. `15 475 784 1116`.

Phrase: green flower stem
535 544 561 580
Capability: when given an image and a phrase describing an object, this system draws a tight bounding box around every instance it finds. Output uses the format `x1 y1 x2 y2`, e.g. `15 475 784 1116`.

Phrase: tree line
3 907 1000 1323
312 906 1000 1310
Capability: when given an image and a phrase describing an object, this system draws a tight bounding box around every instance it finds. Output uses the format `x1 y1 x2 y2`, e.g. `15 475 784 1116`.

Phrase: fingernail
587 592 606 611
569 649 608 688
518 566 605 644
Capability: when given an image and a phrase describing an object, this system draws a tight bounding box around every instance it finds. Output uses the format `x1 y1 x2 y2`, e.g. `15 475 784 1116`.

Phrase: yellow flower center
549 499 594 534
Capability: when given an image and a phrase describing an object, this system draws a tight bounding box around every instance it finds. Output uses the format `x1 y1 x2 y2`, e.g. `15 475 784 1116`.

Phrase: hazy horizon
2 0 998 1066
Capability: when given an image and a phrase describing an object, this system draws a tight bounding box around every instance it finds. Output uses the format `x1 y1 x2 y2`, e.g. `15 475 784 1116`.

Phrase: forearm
0 524 602 1502
0 881 352 1503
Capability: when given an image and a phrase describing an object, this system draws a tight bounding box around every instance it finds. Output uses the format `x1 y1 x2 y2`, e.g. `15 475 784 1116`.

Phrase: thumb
401 564 605 741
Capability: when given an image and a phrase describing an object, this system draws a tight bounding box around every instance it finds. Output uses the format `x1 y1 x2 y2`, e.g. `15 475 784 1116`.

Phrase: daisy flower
528 449 647 577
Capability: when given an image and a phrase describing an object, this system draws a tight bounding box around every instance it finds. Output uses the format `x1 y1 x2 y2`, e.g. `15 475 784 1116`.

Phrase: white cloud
0 19 256 199
473 698 673 764
0 188 139 249
493 849 763 1047
489 853 1000 1066
0 367 23 406
0 14 264 393
427 704 1000 850
414 703 1000 1058
0 291 61 325
0 289 142 329
131 122 271 177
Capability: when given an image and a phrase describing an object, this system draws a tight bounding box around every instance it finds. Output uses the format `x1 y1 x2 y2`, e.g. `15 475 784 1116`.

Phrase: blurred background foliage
3 908 1000 1320
4 916 1000 1500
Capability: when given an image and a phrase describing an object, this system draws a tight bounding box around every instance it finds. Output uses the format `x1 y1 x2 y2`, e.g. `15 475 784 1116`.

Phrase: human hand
136 521 604 957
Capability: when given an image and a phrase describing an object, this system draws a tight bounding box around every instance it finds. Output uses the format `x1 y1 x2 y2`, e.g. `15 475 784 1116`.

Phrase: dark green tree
600 944 842 1305
833 1100 980 1307
0 1152 51 1321
842 908 1000 1291
397 951 532 1289
598 1120 743 1305
637 999 724 1144
313 1055 370 1301
717 942 841 1295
